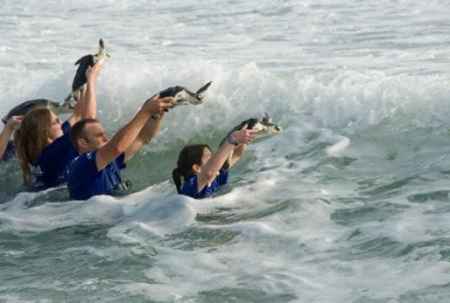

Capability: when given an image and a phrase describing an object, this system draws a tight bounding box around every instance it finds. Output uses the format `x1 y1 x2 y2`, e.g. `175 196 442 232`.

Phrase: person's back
32 119 78 188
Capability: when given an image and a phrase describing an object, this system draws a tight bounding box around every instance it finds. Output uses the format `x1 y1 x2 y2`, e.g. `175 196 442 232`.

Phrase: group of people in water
0 60 257 200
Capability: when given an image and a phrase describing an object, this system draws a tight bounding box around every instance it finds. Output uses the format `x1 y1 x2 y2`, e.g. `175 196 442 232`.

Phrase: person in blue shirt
67 95 175 200
0 116 22 161
14 62 102 190
172 126 256 199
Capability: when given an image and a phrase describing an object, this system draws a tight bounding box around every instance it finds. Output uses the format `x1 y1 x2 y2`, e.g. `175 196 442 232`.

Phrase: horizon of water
2 1 450 302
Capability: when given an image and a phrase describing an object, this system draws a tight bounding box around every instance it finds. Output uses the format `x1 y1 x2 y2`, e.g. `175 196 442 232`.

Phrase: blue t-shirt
180 169 229 199
67 151 127 200
33 121 78 189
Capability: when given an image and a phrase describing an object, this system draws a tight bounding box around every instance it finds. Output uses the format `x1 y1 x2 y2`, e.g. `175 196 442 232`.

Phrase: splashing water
2 1 450 302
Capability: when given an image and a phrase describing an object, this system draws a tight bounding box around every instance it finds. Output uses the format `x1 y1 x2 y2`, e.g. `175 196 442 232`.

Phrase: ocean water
1 0 450 302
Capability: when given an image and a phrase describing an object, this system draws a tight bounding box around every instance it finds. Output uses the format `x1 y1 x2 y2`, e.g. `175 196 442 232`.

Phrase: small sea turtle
64 39 110 107
151 81 212 119
158 81 212 106
220 113 282 145
2 99 72 124
220 113 282 169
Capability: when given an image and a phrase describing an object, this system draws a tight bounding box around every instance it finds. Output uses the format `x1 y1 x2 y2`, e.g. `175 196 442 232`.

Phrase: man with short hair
67 96 174 200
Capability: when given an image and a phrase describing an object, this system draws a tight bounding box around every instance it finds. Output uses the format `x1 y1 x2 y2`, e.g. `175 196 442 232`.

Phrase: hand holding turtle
228 124 257 145
5 115 23 131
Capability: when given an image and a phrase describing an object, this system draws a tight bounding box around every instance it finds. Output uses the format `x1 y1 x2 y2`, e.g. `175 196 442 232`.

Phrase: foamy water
1 1 450 302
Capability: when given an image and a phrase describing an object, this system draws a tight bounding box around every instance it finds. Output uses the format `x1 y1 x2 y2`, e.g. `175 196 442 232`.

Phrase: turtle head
249 114 282 138
94 38 110 63
195 81 212 100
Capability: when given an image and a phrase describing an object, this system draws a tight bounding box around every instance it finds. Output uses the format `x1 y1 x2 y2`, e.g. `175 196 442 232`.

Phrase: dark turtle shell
2 99 60 124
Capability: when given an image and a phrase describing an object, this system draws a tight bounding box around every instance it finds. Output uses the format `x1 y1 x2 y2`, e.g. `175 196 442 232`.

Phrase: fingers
242 129 256 144
86 61 103 80
231 128 256 145
159 96 176 106
155 97 176 112
96 58 105 66
243 128 257 142
6 115 23 130
143 96 176 116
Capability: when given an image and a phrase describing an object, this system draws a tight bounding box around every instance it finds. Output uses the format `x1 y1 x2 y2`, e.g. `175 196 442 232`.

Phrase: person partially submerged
14 62 102 190
172 125 256 199
66 95 175 200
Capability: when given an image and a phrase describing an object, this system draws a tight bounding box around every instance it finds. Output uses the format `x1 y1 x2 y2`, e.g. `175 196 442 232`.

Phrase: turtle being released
64 39 110 107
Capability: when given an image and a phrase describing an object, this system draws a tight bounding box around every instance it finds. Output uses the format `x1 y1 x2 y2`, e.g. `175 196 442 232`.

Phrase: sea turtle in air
63 39 110 108
150 81 212 119
2 98 72 124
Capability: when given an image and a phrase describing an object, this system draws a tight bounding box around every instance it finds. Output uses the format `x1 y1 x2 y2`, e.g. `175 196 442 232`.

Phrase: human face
200 147 212 166
48 112 63 142
82 122 109 151
193 147 212 174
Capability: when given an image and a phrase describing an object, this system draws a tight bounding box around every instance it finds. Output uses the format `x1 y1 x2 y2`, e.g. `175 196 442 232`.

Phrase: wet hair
70 118 99 152
14 107 52 185
172 144 210 193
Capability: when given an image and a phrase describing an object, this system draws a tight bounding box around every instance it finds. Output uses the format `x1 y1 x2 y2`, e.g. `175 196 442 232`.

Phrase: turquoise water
2 1 450 302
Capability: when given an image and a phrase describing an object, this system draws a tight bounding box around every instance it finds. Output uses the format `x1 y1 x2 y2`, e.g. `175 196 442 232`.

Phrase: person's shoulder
40 132 73 159
69 151 96 170
185 174 197 185
62 121 71 134
180 174 198 194
67 151 98 182
114 153 127 170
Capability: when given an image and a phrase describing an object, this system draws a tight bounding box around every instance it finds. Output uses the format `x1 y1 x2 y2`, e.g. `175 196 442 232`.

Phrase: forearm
124 116 162 161
82 79 97 119
67 89 85 126
96 110 151 170
201 143 235 181
139 116 162 143
228 144 247 167
110 111 151 154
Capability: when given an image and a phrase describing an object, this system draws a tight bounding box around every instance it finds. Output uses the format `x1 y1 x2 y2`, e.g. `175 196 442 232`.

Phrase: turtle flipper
195 81 212 95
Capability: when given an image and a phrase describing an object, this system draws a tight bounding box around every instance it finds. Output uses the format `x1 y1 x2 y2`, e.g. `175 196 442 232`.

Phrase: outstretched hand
230 124 257 145
143 95 175 115
86 61 103 84
5 115 23 131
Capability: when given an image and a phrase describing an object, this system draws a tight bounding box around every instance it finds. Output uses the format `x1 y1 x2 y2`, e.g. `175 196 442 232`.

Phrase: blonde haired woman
15 63 102 189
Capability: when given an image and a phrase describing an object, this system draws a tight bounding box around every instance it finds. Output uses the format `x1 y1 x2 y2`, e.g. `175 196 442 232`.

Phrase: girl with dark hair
172 126 256 199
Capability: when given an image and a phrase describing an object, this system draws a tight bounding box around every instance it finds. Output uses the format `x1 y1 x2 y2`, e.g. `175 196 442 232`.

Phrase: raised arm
227 143 248 168
67 62 103 125
0 116 22 159
95 96 174 170
124 112 166 162
66 89 84 126
197 127 256 191
81 63 102 119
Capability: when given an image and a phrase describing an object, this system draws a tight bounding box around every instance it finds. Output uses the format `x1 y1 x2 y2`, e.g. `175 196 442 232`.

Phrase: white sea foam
2 1 450 302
